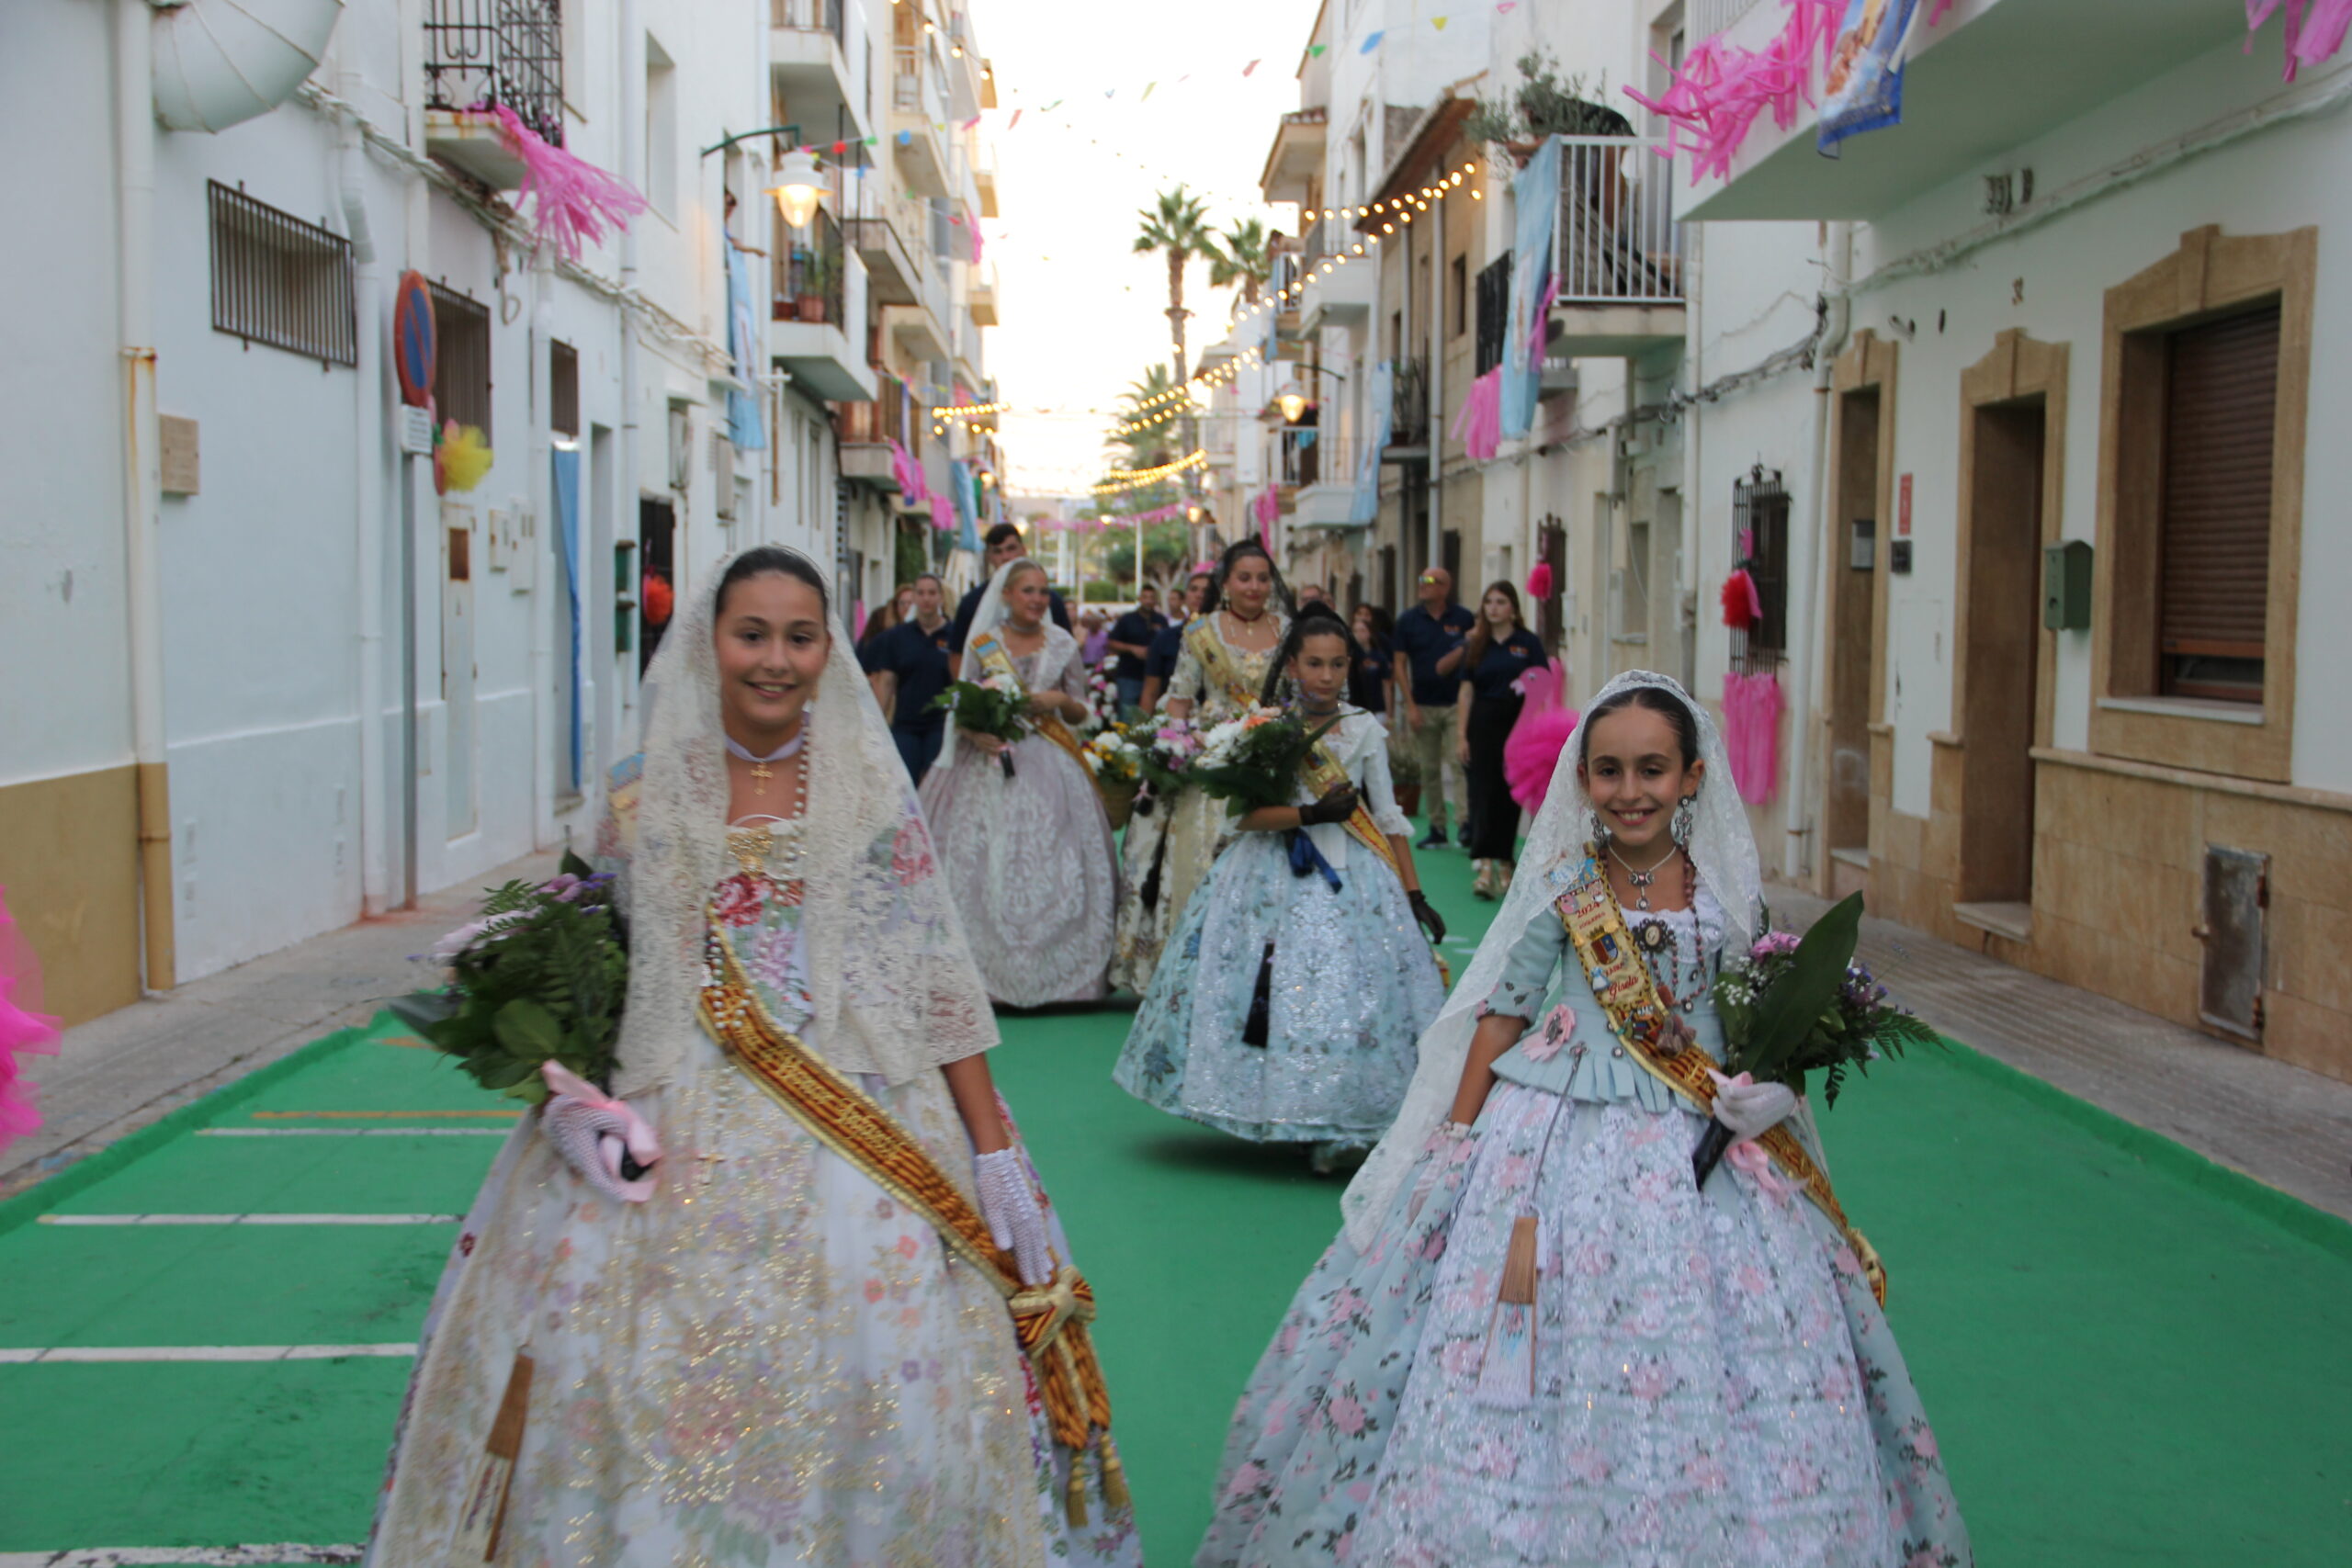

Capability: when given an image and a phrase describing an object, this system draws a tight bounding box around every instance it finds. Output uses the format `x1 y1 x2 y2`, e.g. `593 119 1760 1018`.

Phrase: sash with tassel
968 628 1099 792
698 937 1130 1527
1476 851 1889 1406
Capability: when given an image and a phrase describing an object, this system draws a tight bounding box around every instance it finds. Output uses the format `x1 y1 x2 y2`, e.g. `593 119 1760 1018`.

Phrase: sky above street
973 0 1320 497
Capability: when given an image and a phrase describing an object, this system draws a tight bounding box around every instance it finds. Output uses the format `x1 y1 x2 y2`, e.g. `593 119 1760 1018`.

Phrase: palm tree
1106 365 1180 469
1132 185 1216 390
1206 217 1272 309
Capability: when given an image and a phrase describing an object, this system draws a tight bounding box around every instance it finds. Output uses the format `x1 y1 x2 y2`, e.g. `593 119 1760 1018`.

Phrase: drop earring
1671 795 1696 847
1588 807 1611 850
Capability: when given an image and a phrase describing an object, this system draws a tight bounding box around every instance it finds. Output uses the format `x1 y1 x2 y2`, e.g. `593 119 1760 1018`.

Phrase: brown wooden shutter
2158 303 2278 693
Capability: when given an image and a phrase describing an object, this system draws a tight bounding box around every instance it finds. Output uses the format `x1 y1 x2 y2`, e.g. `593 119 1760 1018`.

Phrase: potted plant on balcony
796 247 835 323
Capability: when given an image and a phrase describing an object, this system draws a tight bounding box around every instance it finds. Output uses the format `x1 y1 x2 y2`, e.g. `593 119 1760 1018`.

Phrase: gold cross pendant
749 761 772 795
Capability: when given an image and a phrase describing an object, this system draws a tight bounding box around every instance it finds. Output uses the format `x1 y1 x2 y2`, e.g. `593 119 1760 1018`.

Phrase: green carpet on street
4 834 2347 1563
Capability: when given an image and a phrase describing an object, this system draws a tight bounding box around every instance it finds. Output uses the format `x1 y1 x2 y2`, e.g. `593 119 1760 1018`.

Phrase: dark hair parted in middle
1259 602 1363 705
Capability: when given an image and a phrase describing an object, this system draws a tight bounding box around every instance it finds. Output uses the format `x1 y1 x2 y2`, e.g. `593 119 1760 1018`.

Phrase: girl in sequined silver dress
1114 608 1448 1169
1197 672 1969 1568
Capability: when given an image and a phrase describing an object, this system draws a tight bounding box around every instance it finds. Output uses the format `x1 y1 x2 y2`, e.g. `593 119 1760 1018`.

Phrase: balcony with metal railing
839 369 915 491
891 44 953 197
1547 135 1686 357
1289 435 1364 530
772 0 864 141
1298 215 1374 333
1385 355 1430 455
423 0 563 188
771 209 876 401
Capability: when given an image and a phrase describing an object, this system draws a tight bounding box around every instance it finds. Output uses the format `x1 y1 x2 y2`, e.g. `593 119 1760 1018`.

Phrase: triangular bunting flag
1142 82 1156 100
1307 43 1328 57
1244 59 1261 75
1361 30 1384 52
1433 16 1448 28
1007 108 1022 128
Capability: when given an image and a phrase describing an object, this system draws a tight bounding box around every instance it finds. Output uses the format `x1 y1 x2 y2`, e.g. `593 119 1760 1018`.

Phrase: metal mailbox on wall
2043 540 2094 630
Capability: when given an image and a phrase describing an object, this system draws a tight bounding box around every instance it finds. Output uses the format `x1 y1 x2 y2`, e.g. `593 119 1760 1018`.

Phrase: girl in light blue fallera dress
1114 607 1448 1169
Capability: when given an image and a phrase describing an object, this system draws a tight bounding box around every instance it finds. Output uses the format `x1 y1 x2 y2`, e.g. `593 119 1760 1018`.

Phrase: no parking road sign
392 270 435 409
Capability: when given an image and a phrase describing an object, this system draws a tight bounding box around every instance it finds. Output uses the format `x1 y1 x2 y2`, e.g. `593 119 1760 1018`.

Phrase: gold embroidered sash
1188 616 1401 880
698 936 1128 1524
968 628 1091 773
1554 852 1888 1305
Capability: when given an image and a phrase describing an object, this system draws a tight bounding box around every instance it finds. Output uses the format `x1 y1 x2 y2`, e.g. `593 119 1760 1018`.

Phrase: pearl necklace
726 726 810 882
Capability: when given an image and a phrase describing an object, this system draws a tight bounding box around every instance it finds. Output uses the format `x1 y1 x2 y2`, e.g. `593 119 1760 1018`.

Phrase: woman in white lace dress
365 548 1138 1568
921 558 1119 1007
1111 540 1292 992
1199 672 1970 1568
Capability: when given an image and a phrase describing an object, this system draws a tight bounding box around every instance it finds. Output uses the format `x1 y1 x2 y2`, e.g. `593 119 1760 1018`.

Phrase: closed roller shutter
2159 303 2278 700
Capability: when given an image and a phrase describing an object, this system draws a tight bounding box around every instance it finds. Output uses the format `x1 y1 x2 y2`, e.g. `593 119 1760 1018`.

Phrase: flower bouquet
1694 892 1944 1187
1189 705 1343 815
1080 727 1146 828
1077 667 1123 737
388 852 629 1105
1130 715 1202 817
930 671 1030 778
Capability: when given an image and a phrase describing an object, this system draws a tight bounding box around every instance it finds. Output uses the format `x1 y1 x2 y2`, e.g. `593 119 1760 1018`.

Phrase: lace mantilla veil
930 555 1074 779
609 547 997 1097
1340 670 1764 1250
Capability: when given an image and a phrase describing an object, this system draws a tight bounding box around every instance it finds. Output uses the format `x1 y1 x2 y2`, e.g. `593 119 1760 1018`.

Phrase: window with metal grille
430 282 493 440
207 182 356 367
1732 468 1790 671
1475 253 1513 375
1450 254 1468 339
1538 515 1567 647
2156 302 2278 702
550 339 579 436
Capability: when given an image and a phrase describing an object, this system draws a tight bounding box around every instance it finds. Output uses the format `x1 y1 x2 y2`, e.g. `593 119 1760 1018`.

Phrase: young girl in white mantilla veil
1198 670 1970 1568
366 548 1138 1568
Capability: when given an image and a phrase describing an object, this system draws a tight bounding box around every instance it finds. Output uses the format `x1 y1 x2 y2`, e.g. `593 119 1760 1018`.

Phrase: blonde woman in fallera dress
365 548 1138 1567
921 557 1120 1008
1111 539 1293 993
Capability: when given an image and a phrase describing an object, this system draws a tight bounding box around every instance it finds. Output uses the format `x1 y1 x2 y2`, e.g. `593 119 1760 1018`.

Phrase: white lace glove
975 1148 1053 1285
539 1062 662 1202
1709 1071 1799 1143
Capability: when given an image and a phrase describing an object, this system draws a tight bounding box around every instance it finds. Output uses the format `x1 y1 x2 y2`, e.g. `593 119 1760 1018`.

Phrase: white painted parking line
0 1344 414 1364
39 1214 459 1226
197 1127 508 1136
0 1552 360 1567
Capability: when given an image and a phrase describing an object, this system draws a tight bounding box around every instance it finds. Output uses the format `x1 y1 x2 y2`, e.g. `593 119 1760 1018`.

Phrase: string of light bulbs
1090 449 1207 495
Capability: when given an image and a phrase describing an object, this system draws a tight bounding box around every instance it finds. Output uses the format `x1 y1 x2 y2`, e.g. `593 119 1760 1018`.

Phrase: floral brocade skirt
1199 1085 1971 1568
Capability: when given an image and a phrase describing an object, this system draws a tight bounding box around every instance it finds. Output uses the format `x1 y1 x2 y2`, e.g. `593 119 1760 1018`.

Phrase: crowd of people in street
358 538 1971 1568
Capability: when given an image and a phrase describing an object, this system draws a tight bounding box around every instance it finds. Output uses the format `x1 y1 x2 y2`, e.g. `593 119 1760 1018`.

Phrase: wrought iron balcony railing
424 0 565 147
775 208 848 329
771 0 844 41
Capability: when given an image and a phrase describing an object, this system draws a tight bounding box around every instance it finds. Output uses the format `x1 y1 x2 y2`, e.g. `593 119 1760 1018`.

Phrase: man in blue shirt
1105 585 1168 717
1138 570 1212 714
863 573 956 784
1390 565 1476 849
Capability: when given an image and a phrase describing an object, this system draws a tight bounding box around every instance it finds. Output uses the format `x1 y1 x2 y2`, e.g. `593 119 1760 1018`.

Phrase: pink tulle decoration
0 886 62 1157
486 104 648 263
1525 560 1555 603
2245 0 2352 79
1504 660 1580 818
1623 0 1844 185
888 438 933 512
1722 670 1785 805
1450 367 1505 462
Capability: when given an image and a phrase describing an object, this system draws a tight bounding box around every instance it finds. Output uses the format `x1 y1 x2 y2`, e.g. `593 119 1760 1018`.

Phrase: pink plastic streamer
0 886 62 1157
1623 0 1845 185
1721 670 1784 805
1451 367 1506 461
888 438 933 513
2245 0 2352 79
487 104 649 263
1504 660 1579 818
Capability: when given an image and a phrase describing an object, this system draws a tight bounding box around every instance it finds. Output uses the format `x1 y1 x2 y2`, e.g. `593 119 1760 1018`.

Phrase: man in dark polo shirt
1138 570 1212 714
1391 565 1475 849
1105 584 1167 717
864 573 956 784
948 523 1071 675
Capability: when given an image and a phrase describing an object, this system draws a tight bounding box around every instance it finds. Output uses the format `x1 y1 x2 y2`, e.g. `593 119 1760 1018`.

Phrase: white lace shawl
1340 669 1765 1249
610 547 998 1095
931 556 1080 778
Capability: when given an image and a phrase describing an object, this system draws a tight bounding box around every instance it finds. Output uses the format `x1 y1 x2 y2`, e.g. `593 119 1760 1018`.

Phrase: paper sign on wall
1898 472 1914 536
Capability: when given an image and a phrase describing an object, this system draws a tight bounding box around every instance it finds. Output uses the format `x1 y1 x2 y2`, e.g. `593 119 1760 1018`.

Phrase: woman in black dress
1348 603 1394 716
1453 581 1545 899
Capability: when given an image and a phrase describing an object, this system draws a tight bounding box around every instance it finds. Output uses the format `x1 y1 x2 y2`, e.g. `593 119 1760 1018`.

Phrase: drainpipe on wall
618 0 644 733
1786 220 1855 885
117 0 174 992
529 254 556 847
337 56 390 916
1425 208 1444 571
1682 225 1704 692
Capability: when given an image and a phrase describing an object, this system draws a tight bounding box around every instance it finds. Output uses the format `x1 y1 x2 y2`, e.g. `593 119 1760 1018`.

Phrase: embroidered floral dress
1199 861 1970 1568
1111 613 1288 993
920 625 1120 1007
1113 707 1444 1150
365 760 1141 1568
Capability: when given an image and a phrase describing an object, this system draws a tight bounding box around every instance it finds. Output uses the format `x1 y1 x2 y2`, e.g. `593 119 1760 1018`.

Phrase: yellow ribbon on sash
698 935 1130 1525
1554 852 1889 1305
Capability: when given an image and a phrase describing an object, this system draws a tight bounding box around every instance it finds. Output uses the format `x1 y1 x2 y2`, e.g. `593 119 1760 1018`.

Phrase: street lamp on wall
769 147 823 230
1278 391 1310 424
